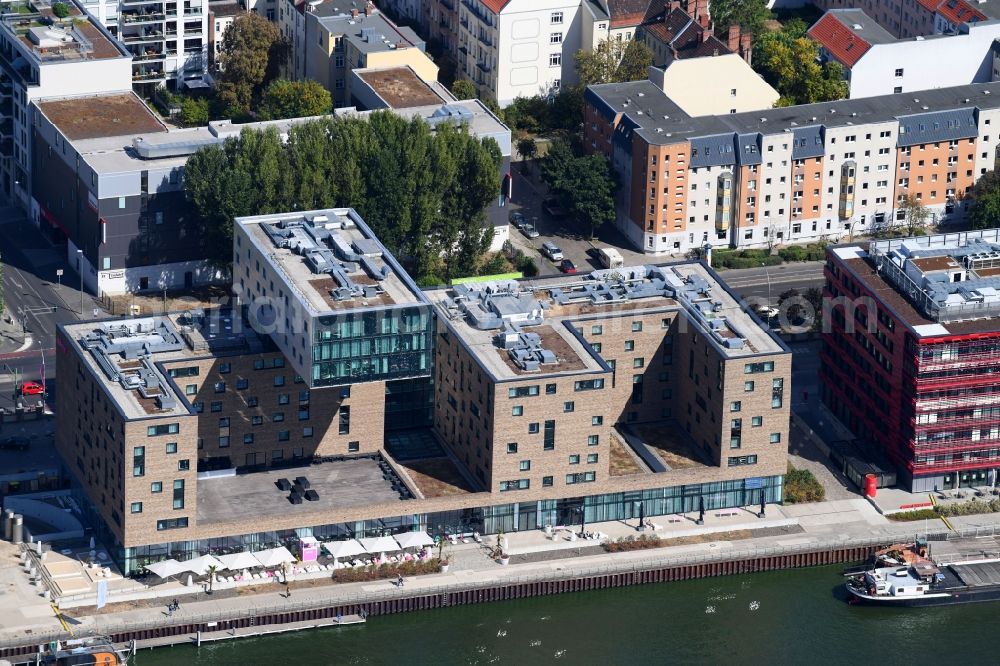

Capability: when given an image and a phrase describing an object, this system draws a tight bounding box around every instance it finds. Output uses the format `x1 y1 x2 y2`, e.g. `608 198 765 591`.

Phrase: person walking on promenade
285 581 292 599
397 573 404 588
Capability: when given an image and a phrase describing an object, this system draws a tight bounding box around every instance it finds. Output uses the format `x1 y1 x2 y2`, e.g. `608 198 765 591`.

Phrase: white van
598 247 624 269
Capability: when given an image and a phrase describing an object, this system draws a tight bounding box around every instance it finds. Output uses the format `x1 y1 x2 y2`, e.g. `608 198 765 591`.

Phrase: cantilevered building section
823 230 1000 491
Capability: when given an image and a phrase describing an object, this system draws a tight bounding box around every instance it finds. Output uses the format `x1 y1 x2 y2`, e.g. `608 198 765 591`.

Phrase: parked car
755 305 780 320
520 223 540 239
508 211 525 229
542 197 568 218
541 241 564 262
0 436 29 451
559 259 577 274
18 381 45 396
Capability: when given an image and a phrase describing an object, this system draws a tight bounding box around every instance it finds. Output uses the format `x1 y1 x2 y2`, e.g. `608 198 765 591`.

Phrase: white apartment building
115 0 209 88
0 0 132 209
457 0 583 106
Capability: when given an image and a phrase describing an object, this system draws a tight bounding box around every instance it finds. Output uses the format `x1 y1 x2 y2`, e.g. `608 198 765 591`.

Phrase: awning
394 530 434 550
358 536 401 553
145 559 184 578
253 546 297 567
217 551 263 571
322 539 367 559
179 554 224 576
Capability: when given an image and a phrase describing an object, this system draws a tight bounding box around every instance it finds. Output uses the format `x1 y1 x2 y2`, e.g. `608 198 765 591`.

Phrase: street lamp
574 505 586 537
77 249 84 316
761 262 772 306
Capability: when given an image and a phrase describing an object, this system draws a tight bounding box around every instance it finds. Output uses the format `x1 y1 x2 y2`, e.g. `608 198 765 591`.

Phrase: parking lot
505 169 651 275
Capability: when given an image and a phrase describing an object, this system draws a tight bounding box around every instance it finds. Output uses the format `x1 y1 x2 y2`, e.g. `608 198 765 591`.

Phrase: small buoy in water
705 606 716 614
530 640 542 647
540 616 550 620
554 650 566 658
749 601 760 611
497 629 507 637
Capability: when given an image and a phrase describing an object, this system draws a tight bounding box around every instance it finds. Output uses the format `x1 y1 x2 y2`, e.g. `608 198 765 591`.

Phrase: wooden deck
125 614 366 652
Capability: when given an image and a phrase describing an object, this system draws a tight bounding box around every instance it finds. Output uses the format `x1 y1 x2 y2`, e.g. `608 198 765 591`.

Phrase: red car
19 381 45 396
559 259 578 274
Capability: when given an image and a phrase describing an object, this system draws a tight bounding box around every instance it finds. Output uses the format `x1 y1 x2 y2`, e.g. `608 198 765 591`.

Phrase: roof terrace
1 0 126 62
237 209 425 316
428 262 783 381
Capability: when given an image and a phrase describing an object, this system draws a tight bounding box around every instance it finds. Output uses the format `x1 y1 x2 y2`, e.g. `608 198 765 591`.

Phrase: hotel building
56 207 789 574
584 79 1000 255
823 231 1000 492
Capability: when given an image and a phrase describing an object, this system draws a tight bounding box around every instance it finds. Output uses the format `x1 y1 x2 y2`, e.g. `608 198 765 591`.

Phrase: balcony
131 48 165 60
183 6 202 15
122 29 164 42
120 11 166 24
132 70 165 81
122 0 165 6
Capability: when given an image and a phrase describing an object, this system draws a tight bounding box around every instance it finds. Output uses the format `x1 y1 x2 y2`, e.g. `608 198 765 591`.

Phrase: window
151 482 162 493
219 417 230 428
293 447 305 459
512 406 523 416
178 459 190 471
185 384 197 395
529 423 539 434
587 453 598 464
509 385 539 398
147 423 179 436
130 502 142 514
730 401 742 412
569 454 580 465
213 381 225 393
631 321 643 332
348 441 360 452
133 447 145 477
550 32 562 43
545 383 557 395
219 362 231 374
247 397 258 407
563 401 575 412
157 517 189 531
588 435 599 446
543 476 554 487
500 479 530 491
339 405 350 434
272 449 284 461
770 433 782 444
251 415 263 425
592 415 603 426
210 401 222 412
272 412 285 423
550 10 563 23
894 68 904 77
566 472 596 484
278 393 290 405
751 416 763 427
624 340 634 351
278 430 290 442
744 362 774 374
633 358 644 369
519 460 531 471
244 434 254 445
727 455 758 467
549 53 561 67
172 479 185 509
507 442 518 453
299 407 309 421
303 427 313 438
574 379 605 391
274 375 285 387
544 420 556 449
236 378 248 390
744 381 754 392
335 79 344 90
591 325 603 335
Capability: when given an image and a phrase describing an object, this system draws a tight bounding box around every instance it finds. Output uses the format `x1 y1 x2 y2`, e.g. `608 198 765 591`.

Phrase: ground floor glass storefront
105 475 783 575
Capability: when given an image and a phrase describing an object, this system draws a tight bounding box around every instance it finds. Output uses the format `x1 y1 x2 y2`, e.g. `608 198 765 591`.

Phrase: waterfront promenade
5 496 1000 655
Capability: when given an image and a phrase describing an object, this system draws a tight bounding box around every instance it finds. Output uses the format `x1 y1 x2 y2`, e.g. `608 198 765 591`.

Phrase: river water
136 566 994 665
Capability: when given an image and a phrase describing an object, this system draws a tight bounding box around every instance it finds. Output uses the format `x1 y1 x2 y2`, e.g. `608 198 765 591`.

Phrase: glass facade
312 306 433 386
105 474 783 575
384 377 434 430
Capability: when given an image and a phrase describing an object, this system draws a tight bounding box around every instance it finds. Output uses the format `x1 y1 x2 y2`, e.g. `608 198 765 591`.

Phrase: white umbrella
358 536 401 553
253 546 296 567
394 530 434 550
217 551 262 571
145 559 184 578
180 554 224 576
322 539 367 559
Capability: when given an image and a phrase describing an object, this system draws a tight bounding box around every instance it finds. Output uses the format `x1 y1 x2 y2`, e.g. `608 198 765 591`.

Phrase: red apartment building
822 232 1000 491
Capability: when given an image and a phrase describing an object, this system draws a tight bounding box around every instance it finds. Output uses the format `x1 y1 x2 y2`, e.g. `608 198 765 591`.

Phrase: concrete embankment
0 540 879 664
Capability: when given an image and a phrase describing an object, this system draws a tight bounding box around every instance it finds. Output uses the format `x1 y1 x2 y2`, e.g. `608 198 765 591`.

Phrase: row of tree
185 112 503 282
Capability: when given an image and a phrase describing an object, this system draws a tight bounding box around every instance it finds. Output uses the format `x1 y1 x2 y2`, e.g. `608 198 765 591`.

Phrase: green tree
179 97 210 126
709 0 771 35
754 31 847 105
575 38 654 87
258 79 332 120
899 193 931 235
216 13 286 113
967 170 1000 230
51 2 70 18
541 139 617 239
451 79 477 100
516 137 537 169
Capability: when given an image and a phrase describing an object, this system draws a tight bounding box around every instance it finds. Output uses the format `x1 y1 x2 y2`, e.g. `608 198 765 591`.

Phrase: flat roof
318 10 416 54
237 209 426 317
1 1 127 63
62 311 263 421
355 66 445 108
36 93 166 141
196 458 409 526
209 0 245 17
427 262 784 381
586 77 1000 146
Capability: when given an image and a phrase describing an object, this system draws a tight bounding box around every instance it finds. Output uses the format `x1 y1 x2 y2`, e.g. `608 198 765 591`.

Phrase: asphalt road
0 204 89 411
715 262 826 304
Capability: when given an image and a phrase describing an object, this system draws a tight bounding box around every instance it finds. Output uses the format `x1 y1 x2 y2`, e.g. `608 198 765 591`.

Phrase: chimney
668 0 680 12
740 31 752 65
695 0 710 28
727 24 739 52
701 27 710 42
351 7 359 17
364 0 374 16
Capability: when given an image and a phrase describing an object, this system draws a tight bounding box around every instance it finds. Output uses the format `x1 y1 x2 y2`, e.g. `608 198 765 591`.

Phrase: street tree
541 139 617 239
899 194 930 235
216 13 286 114
709 0 771 35
967 169 1000 230
259 79 332 120
451 79 477 100
575 39 654 87
516 136 537 171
